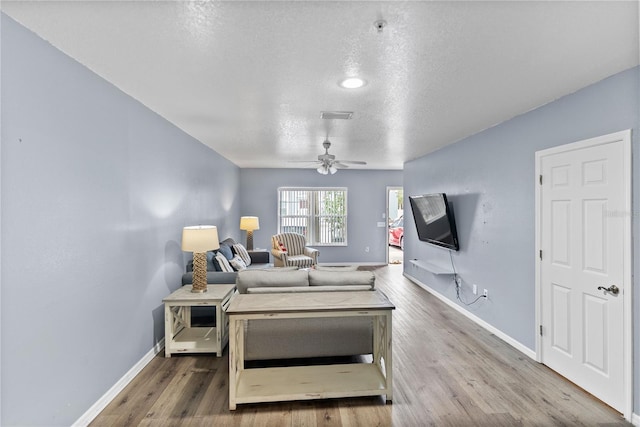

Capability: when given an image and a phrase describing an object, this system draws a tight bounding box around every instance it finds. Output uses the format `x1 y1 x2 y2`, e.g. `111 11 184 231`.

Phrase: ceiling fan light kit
294 139 367 175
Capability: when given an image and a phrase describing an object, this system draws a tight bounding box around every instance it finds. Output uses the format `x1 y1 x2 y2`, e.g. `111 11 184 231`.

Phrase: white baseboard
631 412 640 426
317 262 387 266
72 338 165 427
404 272 536 360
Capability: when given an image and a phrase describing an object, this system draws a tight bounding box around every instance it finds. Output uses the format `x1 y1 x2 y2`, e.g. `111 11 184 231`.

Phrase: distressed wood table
227 290 395 410
163 284 236 357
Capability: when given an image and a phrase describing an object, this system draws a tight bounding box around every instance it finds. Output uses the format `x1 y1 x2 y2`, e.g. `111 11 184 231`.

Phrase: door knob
597 285 619 295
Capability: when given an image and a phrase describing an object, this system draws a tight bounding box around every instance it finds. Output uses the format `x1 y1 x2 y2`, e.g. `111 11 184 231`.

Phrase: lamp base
191 252 208 293
246 230 254 251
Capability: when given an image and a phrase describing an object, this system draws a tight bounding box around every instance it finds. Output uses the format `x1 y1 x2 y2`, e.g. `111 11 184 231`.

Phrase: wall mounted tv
408 193 460 251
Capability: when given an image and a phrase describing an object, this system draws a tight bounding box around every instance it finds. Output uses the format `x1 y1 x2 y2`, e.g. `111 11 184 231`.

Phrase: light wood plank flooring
91 265 628 426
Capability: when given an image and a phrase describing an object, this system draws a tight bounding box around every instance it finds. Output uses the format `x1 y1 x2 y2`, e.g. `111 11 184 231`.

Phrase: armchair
271 232 319 268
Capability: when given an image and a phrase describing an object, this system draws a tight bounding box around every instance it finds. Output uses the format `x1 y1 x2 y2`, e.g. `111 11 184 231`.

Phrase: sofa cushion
247 285 373 294
220 237 237 246
232 243 252 266
308 270 375 289
210 253 223 271
229 255 247 271
285 254 315 268
216 252 234 272
218 243 234 260
315 265 358 271
236 269 309 294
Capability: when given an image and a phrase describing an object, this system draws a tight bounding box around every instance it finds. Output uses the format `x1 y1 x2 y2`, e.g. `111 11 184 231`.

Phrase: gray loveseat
182 237 271 326
181 237 271 286
236 268 376 361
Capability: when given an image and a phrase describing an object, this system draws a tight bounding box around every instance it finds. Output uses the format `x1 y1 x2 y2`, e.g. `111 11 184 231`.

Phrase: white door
536 130 631 416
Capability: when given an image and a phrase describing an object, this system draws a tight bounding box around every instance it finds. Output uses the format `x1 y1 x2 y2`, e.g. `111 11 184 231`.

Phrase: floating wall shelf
409 259 455 275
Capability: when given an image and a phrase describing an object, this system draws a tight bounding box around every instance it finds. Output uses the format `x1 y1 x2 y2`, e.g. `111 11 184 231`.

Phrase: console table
163 284 236 357
227 290 395 410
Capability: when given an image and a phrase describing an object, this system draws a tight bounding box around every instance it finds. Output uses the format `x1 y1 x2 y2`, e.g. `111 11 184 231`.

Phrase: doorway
387 187 404 264
535 130 632 420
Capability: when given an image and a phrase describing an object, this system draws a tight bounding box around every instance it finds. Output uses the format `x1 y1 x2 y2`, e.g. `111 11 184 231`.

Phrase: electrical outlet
472 284 477 295
483 289 488 298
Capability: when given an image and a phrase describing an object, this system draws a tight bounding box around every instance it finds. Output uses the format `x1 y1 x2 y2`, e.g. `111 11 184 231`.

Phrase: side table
163 284 236 357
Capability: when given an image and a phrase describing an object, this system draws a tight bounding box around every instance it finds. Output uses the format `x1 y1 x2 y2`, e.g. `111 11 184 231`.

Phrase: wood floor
91 265 628 426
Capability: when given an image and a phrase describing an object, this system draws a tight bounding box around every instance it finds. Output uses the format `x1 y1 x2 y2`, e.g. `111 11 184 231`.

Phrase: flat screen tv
409 193 459 251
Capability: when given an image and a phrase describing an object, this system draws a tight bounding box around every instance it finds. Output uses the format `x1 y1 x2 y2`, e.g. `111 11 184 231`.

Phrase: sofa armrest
248 250 269 264
271 248 287 261
303 247 319 261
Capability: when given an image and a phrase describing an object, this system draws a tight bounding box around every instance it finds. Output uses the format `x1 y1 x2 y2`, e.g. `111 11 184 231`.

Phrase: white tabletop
163 284 236 303
227 290 394 315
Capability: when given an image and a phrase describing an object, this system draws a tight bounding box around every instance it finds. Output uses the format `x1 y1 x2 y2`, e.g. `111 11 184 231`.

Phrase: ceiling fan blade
335 160 367 165
288 160 322 164
333 162 350 169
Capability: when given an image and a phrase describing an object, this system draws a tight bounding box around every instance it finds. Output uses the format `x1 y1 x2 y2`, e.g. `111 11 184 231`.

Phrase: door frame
386 186 403 265
534 129 632 420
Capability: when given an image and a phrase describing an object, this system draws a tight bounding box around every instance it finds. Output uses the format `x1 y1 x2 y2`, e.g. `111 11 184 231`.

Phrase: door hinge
540 325 543 336
539 250 542 260
539 174 543 185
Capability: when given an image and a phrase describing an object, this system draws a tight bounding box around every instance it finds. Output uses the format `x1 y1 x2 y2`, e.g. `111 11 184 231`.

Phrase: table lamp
239 216 260 250
182 225 219 293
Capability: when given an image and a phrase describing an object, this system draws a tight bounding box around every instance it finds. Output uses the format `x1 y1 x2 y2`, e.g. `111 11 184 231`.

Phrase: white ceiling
2 1 638 170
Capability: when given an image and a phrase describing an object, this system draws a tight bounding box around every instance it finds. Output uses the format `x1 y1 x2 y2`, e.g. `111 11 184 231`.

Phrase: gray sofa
236 268 376 361
182 237 271 326
181 237 271 286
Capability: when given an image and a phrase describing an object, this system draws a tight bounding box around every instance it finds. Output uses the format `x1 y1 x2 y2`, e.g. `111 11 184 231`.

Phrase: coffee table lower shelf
235 363 388 405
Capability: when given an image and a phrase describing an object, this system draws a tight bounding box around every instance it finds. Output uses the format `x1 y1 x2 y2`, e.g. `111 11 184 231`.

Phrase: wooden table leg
229 316 244 410
216 303 222 357
164 304 172 358
384 310 393 402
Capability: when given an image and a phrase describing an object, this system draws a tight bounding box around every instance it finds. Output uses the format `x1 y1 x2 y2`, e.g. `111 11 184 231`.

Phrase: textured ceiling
2 1 638 170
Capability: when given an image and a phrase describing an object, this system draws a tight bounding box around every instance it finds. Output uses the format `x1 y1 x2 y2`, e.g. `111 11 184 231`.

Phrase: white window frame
277 187 348 246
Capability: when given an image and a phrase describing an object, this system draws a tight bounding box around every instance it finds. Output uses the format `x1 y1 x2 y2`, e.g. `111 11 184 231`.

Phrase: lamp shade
240 216 260 231
181 225 220 252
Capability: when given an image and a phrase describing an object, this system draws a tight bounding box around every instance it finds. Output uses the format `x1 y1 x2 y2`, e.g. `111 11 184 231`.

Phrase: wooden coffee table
226 290 395 410
163 284 236 357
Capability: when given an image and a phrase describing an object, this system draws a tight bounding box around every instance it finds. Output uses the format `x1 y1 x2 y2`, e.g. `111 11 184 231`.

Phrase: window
278 187 347 246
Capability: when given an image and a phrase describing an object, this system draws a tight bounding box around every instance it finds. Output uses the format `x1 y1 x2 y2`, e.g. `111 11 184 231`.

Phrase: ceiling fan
291 139 367 175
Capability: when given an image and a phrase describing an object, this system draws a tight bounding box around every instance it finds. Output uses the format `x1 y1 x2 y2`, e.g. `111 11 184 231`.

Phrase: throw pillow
218 244 234 260
211 254 222 272
206 251 217 271
229 255 247 271
278 242 287 252
232 243 252 266
215 252 233 272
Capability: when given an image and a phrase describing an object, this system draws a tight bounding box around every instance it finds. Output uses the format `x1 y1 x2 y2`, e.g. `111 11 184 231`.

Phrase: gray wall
404 66 639 413
1 14 240 426
239 169 402 263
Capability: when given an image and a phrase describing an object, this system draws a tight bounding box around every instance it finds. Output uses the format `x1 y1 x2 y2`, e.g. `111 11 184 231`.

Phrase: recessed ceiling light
339 77 366 89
